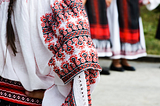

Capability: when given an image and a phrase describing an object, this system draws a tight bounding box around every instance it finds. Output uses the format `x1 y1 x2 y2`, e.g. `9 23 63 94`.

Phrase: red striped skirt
0 76 42 106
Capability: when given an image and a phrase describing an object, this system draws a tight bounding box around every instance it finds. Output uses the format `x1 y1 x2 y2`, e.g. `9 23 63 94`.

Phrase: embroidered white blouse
0 0 101 105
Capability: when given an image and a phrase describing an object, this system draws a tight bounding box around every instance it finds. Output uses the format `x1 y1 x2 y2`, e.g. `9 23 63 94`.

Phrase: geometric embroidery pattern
40 0 101 84
85 70 99 106
40 0 102 105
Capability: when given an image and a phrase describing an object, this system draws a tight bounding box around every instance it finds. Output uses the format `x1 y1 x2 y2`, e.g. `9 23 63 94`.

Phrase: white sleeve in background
146 0 160 10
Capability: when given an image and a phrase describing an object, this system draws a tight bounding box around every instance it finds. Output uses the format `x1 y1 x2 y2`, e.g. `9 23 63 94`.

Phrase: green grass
140 6 160 55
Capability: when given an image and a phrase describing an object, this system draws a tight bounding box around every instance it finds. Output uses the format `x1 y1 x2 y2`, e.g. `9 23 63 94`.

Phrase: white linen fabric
92 39 112 57
0 0 100 105
43 71 100 106
107 0 147 59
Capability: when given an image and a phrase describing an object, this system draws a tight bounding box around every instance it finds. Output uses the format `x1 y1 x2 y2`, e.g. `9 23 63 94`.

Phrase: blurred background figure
84 0 113 75
107 0 147 72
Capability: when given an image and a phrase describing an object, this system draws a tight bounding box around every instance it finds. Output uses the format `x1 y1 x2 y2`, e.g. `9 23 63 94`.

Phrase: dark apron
155 16 160 40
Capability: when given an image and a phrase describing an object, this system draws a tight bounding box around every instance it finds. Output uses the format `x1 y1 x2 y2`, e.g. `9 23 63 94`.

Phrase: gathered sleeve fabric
43 71 100 106
0 1 8 77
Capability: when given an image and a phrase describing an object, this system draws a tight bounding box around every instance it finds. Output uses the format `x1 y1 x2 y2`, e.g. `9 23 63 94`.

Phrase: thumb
25 90 45 99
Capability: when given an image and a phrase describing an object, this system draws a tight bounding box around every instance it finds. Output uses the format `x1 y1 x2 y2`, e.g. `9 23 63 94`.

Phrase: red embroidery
0 0 9 5
85 70 99 106
40 0 101 83
40 0 101 105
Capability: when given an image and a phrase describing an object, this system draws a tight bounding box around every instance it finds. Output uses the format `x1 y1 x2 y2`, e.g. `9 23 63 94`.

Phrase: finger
106 2 111 7
25 90 45 99
82 0 87 5
105 0 112 7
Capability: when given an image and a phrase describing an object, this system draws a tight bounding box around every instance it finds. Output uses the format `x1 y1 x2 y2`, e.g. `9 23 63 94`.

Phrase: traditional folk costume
107 0 147 59
0 0 101 106
85 0 112 57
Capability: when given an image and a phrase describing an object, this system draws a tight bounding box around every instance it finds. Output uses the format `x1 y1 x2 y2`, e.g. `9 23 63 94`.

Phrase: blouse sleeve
146 0 160 10
42 70 100 106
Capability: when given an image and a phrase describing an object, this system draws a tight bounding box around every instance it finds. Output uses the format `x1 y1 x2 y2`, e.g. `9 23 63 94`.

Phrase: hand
82 0 87 5
139 0 150 6
105 0 112 7
25 89 45 99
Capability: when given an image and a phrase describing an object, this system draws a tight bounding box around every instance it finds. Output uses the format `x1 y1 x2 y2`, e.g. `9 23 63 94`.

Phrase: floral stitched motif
40 0 101 84
40 0 101 105
85 70 99 106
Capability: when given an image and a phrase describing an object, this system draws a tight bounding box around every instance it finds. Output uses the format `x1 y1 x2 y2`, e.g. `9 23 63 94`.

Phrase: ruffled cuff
42 71 100 106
